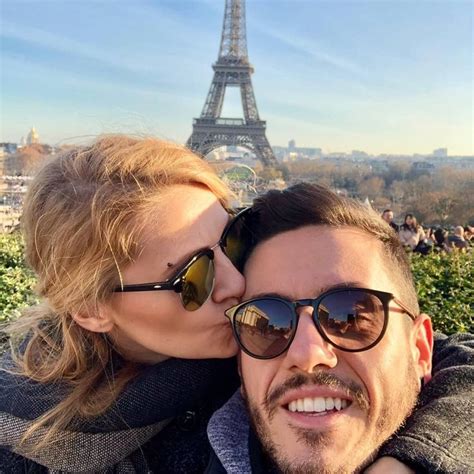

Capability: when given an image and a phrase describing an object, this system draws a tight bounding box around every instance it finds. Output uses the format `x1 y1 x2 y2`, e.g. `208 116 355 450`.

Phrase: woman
0 135 247 472
0 136 470 472
434 227 452 252
399 213 426 250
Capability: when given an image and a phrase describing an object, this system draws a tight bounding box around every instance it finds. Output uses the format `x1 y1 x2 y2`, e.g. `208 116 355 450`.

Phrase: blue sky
1 0 473 155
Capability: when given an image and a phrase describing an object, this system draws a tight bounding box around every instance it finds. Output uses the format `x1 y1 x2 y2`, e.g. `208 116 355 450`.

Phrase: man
448 225 469 251
464 225 474 242
206 183 472 473
381 209 399 232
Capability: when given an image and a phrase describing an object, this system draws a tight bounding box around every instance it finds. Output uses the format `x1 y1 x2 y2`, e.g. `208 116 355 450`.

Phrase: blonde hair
6 135 231 452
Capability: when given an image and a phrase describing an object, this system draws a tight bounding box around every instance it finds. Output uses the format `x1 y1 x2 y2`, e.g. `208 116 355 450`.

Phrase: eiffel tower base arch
187 118 276 166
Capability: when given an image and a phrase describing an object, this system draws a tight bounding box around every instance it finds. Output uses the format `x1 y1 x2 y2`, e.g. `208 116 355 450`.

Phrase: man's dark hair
382 209 393 214
245 182 419 314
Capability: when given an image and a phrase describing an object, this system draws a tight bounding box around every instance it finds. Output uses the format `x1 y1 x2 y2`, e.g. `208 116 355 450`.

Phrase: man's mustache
263 371 370 420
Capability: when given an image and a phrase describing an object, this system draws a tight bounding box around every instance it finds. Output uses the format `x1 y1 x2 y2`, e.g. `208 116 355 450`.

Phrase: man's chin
262 443 376 474
253 414 375 474
250 411 351 473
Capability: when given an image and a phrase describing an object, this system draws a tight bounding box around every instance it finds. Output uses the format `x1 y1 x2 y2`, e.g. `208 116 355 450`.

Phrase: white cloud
254 23 366 76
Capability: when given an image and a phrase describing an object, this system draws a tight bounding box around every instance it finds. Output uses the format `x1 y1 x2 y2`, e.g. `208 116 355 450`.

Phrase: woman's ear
72 305 114 333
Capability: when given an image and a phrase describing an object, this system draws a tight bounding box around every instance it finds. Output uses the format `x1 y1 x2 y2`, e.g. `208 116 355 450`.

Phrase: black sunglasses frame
111 207 252 309
219 207 252 271
113 248 215 308
225 287 417 360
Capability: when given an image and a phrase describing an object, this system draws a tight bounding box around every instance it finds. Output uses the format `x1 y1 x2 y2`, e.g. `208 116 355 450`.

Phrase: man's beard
242 365 419 474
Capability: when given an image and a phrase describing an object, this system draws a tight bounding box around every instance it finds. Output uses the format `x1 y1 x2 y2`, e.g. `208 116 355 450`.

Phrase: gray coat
206 333 474 473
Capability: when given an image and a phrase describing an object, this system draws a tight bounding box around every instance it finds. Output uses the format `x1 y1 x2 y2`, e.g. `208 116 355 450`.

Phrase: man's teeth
288 397 348 413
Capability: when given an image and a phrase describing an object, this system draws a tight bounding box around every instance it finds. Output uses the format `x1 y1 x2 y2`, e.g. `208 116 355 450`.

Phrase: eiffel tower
187 0 277 166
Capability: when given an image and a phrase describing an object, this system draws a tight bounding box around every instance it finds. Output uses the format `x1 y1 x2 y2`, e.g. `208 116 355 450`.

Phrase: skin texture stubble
242 362 419 473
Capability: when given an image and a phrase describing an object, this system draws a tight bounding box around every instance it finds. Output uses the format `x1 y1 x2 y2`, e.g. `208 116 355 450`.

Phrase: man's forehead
243 226 390 299
245 225 381 264
246 281 368 301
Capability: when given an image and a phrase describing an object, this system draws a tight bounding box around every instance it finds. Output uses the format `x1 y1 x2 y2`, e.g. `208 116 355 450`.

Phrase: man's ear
411 313 434 384
72 304 114 333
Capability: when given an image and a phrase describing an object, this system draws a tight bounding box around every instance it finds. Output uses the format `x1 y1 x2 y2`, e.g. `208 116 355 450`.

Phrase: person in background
464 225 474 244
425 227 435 245
433 228 452 253
399 214 425 250
448 226 470 251
381 209 399 232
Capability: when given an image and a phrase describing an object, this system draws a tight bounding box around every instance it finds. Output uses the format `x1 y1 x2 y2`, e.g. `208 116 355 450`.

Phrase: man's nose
283 306 338 372
211 247 245 305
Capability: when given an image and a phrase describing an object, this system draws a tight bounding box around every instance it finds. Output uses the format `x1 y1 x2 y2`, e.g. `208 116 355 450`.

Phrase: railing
193 118 268 127
193 118 245 126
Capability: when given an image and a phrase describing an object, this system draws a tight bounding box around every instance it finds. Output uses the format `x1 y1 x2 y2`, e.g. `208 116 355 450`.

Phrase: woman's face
405 215 413 225
105 184 245 363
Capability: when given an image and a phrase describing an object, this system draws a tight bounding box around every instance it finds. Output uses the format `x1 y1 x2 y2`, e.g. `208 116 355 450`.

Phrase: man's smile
287 396 350 413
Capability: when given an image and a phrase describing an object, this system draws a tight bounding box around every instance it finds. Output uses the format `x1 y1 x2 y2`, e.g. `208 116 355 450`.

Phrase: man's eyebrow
247 281 365 301
319 281 365 293
247 291 288 300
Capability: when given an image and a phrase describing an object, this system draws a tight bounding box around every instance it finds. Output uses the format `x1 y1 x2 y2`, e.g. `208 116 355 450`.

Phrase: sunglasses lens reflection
234 299 294 358
181 254 215 311
318 291 385 350
233 290 386 358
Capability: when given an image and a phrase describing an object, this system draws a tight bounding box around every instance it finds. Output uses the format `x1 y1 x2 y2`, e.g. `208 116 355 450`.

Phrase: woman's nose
212 248 246 305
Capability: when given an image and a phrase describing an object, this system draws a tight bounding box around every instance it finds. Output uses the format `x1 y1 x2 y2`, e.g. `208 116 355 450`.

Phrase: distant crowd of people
381 209 473 255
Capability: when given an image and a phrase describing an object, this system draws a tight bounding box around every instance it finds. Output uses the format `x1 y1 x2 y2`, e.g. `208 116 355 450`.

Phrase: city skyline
1 0 473 155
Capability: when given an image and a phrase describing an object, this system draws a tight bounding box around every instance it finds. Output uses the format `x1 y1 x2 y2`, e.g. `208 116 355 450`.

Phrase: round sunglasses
112 207 252 311
225 287 417 359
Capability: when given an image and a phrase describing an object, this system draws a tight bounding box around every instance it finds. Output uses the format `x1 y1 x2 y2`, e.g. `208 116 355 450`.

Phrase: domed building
26 127 40 145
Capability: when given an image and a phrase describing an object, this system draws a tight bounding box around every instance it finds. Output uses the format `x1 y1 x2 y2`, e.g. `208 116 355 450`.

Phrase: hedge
1 233 472 334
0 233 37 323
410 250 473 334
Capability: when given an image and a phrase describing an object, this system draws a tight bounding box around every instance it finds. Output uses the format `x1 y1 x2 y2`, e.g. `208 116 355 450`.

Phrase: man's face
382 211 393 224
240 226 429 473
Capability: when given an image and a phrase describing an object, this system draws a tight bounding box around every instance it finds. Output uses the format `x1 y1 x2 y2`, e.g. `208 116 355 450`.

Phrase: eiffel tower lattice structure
187 0 277 166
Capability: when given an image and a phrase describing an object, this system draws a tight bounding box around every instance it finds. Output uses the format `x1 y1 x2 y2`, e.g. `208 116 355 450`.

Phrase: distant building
26 127 40 145
369 159 389 173
273 142 324 162
412 161 435 174
433 148 448 158
284 152 298 163
0 143 18 155
351 150 369 159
